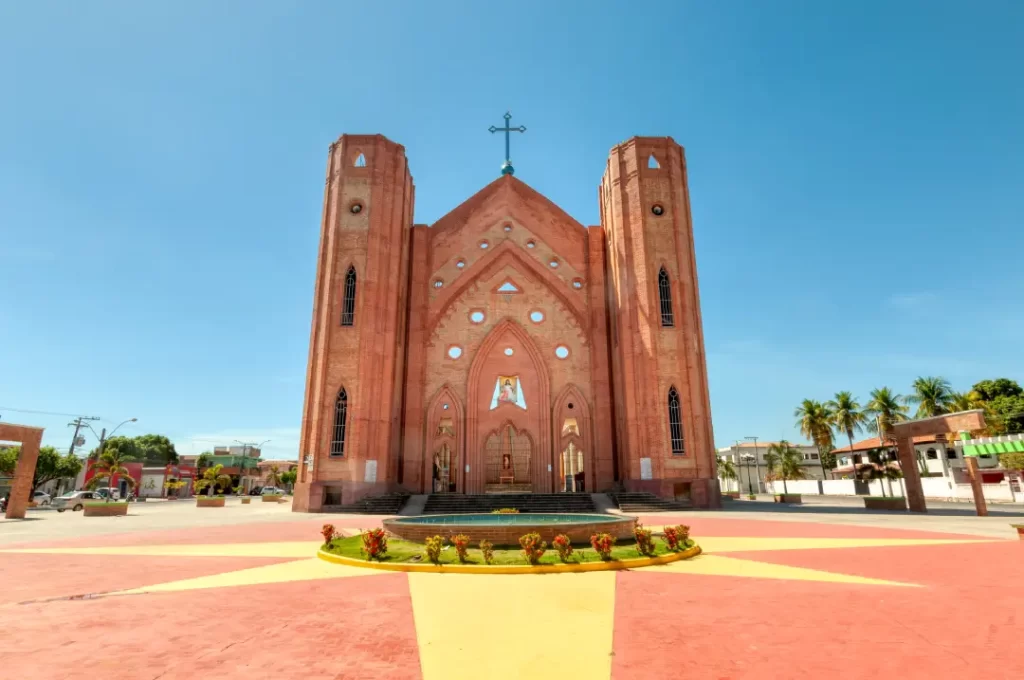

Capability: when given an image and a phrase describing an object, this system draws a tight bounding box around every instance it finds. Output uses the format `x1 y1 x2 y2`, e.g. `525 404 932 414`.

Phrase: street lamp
740 452 756 495
744 436 761 494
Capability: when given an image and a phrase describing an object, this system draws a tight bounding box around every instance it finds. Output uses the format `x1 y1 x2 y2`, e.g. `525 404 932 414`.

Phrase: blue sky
2 1 1022 459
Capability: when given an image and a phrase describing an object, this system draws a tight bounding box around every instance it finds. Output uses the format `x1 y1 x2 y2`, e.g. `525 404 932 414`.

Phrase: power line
0 406 101 419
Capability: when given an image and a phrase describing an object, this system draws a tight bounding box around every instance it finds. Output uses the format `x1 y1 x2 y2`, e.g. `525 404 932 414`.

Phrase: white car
53 490 99 512
31 491 51 506
261 487 286 496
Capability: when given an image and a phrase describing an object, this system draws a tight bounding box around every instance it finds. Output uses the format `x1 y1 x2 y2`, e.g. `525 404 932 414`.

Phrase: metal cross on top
488 111 527 176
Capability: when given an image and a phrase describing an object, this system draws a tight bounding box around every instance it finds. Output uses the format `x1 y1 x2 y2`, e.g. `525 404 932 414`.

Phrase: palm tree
948 390 983 413
194 463 232 496
265 464 283 489
828 391 869 467
860 448 902 498
766 440 805 494
865 387 910 442
717 456 737 493
794 399 835 478
87 448 137 502
907 376 954 418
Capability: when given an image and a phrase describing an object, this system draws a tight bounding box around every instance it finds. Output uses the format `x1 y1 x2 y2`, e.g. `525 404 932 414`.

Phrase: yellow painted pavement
408 571 617 680
651 553 919 586
694 536 993 553
0 541 322 558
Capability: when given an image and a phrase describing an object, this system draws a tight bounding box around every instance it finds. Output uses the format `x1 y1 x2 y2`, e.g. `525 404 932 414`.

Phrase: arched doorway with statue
553 384 593 494
465 319 552 494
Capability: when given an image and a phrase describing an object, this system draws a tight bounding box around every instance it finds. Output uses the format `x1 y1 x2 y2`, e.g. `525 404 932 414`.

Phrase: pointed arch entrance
466 319 552 493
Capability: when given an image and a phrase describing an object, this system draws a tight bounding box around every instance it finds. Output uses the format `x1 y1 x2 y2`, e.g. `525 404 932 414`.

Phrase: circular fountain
382 512 636 545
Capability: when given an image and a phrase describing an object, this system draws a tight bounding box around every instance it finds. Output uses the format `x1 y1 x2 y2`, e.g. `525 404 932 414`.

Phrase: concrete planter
864 496 907 511
196 497 226 508
27 501 39 508
262 495 283 503
1011 524 1024 540
83 503 129 517
241 497 252 505
773 493 802 504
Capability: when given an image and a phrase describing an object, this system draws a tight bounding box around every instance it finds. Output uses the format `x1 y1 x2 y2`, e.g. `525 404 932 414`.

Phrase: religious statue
498 378 516 404
502 453 512 471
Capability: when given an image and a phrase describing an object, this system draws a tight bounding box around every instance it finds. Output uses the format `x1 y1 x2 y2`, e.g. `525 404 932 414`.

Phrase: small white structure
717 441 826 494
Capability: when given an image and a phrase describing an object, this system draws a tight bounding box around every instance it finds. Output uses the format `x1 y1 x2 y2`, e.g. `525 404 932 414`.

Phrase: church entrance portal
484 423 532 493
559 441 585 492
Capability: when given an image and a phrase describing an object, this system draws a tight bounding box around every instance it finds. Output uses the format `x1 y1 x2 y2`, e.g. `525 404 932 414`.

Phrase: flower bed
262 494 283 503
83 502 129 517
773 493 802 504
196 496 226 508
863 496 907 511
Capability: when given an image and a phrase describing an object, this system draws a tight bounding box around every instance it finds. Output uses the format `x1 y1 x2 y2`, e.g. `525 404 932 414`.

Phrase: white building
716 441 826 494
831 435 999 480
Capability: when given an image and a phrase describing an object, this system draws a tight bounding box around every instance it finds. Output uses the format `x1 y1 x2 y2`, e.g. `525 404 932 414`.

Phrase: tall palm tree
948 390 983 413
794 399 834 478
861 448 902 498
766 440 805 494
87 448 137 502
265 464 283 489
828 391 869 466
865 387 910 442
907 376 954 418
717 456 737 493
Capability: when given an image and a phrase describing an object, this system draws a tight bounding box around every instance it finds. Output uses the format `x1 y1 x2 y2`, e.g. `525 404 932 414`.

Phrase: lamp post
741 452 755 495
744 436 761 493
234 439 271 493
83 418 137 500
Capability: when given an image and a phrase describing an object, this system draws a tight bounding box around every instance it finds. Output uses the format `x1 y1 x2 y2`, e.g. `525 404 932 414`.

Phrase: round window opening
503 224 512 232
549 259 559 268
555 345 570 359
443 403 449 410
572 279 584 290
479 240 490 249
456 259 466 269
651 204 665 216
526 240 536 249
433 280 443 289
503 347 514 357
447 346 463 360
350 202 364 214
529 310 544 323
567 402 574 410
469 310 485 324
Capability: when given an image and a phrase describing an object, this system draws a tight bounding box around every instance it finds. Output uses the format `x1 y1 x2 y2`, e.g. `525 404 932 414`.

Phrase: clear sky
2 1 1022 459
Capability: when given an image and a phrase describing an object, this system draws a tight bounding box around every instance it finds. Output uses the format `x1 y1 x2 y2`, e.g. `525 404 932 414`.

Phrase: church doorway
484 423 532 492
559 441 585 492
431 442 457 493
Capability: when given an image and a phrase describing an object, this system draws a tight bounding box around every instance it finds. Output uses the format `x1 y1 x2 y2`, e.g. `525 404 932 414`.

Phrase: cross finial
488 110 527 176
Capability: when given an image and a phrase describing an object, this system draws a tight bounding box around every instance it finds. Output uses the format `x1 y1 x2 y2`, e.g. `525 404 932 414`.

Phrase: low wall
767 477 1020 503
382 515 636 547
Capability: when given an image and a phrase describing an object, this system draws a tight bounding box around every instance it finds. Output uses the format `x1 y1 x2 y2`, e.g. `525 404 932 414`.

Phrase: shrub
451 533 471 563
662 525 681 551
321 523 337 548
425 535 445 564
552 534 574 563
492 508 519 514
360 528 389 561
590 532 614 560
479 539 495 565
676 524 691 541
519 532 547 565
634 521 655 557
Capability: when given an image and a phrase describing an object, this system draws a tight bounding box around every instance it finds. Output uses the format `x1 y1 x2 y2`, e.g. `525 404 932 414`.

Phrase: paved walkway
0 501 1020 679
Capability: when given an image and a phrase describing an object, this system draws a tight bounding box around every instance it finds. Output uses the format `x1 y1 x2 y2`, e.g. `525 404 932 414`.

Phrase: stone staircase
422 493 596 514
322 492 410 515
609 492 692 513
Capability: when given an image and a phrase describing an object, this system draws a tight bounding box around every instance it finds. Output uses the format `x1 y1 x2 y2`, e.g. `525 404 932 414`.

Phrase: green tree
865 387 910 441
794 399 834 478
716 456 737 493
861 448 902 497
87 447 138 501
279 469 297 490
998 451 1024 472
948 390 983 413
133 434 179 466
196 452 214 470
0 446 83 495
0 446 18 476
264 464 283 489
194 463 232 496
89 435 139 462
826 391 867 476
907 376 954 418
971 378 1023 402
766 440 805 494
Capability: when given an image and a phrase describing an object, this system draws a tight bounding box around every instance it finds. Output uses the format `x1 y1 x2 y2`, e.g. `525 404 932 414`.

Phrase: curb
316 543 702 574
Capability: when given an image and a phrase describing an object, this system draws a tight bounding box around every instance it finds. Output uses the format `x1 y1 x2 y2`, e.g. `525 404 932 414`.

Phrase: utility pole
67 416 100 456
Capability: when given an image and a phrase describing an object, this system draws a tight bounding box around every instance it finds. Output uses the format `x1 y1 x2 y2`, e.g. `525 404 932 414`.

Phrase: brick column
895 436 926 512
5 428 43 520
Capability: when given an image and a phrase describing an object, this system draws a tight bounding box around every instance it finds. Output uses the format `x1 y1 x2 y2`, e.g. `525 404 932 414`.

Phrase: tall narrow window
330 388 348 457
341 266 356 326
668 387 684 455
658 267 674 327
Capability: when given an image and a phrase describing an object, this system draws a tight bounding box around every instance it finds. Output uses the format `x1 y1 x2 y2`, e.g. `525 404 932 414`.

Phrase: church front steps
422 493 596 515
323 492 410 515
609 492 692 513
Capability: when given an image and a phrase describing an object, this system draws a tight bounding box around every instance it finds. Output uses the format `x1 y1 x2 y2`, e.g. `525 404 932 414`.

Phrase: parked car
31 491 51 506
261 487 286 496
53 490 99 512
93 488 121 501
249 486 263 496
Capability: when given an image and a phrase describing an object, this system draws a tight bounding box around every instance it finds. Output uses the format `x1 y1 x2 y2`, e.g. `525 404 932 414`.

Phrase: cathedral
292 129 720 512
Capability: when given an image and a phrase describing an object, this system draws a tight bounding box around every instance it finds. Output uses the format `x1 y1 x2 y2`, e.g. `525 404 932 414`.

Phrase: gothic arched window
341 266 357 326
668 387 684 455
330 388 348 457
658 267 674 327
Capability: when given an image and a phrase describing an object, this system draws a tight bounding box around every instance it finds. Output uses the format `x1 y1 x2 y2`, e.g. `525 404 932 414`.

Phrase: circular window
469 310 485 324
443 403 449 410
549 259 559 268
456 259 466 269
433 279 444 289
554 345 570 359
529 310 544 323
447 346 463 360
503 347 514 357
350 202 364 214
651 204 664 216
503 223 513 232
526 240 536 249
479 240 490 249
567 402 574 410
571 278 584 290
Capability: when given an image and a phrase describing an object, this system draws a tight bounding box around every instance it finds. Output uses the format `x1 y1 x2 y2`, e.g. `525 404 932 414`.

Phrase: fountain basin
382 512 636 546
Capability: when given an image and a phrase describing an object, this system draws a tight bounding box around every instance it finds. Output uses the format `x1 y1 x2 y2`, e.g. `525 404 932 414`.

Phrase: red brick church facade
292 133 720 511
